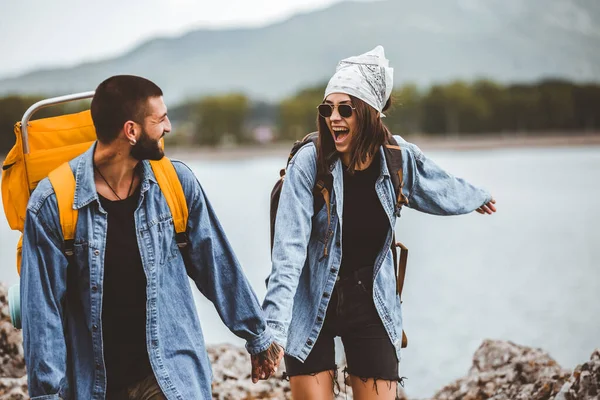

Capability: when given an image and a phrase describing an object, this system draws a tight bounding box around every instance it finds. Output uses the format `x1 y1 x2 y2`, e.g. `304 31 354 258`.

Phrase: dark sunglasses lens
318 104 333 118
339 104 353 118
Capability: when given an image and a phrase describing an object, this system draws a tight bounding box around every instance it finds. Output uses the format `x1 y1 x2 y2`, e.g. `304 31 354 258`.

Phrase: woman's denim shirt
263 135 491 362
20 144 273 399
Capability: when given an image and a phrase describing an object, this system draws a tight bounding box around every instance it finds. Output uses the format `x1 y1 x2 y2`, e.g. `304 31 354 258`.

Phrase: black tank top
339 153 390 277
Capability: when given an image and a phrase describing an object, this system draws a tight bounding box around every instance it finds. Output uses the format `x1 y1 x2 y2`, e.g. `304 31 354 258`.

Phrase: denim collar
72 142 157 209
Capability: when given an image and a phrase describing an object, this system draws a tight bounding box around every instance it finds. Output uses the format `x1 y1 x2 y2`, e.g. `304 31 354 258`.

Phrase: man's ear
123 120 137 142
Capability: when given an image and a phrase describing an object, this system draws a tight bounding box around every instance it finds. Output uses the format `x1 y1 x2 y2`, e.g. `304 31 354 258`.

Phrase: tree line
277 79 600 140
1 79 599 153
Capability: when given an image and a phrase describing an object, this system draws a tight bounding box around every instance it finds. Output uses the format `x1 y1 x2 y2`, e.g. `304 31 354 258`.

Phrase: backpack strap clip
63 239 75 257
175 231 190 249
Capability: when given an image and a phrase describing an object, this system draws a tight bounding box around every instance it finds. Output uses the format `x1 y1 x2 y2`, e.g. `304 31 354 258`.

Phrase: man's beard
130 128 164 161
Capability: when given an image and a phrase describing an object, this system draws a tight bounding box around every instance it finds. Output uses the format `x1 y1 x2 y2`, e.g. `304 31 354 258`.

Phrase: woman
263 46 496 399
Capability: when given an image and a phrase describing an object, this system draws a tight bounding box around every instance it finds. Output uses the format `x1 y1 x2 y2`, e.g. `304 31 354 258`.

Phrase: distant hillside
0 0 598 103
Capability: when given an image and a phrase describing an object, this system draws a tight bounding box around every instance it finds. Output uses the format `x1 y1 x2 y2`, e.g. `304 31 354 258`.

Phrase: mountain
0 0 598 103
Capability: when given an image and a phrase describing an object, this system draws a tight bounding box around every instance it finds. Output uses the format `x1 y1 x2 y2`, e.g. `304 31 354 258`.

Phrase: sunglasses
317 103 356 119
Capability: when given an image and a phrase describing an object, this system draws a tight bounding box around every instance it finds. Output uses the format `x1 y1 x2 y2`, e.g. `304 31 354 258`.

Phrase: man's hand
251 342 284 383
475 198 497 215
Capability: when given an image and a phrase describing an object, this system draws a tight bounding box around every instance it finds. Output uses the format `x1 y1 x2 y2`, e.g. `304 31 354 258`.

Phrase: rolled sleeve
245 326 275 355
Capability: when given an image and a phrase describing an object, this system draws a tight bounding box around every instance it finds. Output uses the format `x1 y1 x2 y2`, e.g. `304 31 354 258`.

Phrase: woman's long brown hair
316 95 392 176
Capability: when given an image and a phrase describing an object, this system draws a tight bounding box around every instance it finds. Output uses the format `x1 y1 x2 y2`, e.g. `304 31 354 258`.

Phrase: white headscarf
324 45 394 117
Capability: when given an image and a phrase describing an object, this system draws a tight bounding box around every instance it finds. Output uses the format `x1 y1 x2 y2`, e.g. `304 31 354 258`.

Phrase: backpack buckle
63 239 75 257
175 232 190 249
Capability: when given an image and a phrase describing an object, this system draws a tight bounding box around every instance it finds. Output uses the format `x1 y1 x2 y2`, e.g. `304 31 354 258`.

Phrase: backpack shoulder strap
48 162 78 256
384 135 409 295
284 132 331 203
149 158 189 247
393 235 409 349
286 131 319 165
47 163 83 322
300 133 334 258
383 133 408 210
281 132 333 258
394 238 408 296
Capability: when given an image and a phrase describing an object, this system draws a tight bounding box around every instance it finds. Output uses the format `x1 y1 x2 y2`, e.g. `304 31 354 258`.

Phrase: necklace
94 164 135 201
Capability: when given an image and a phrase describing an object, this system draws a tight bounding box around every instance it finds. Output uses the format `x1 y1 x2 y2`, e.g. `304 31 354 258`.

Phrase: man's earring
130 138 137 146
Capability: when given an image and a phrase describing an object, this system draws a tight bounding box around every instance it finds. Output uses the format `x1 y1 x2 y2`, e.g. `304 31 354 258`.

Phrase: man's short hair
91 75 163 143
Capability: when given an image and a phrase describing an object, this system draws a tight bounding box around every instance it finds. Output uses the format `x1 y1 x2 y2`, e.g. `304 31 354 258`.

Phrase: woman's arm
396 136 496 215
262 145 318 349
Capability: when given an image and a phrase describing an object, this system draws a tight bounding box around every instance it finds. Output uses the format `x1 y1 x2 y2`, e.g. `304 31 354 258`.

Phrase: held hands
475 198 497 215
251 342 284 383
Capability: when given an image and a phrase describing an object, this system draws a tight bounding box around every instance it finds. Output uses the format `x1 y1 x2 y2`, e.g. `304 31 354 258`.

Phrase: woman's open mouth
332 127 350 143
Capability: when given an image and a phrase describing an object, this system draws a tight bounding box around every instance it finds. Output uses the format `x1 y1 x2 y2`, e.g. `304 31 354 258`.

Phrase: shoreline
167 132 600 161
1 133 598 163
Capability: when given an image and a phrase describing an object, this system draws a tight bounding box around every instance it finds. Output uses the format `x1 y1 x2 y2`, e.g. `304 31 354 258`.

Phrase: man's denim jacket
263 136 491 362
20 144 273 399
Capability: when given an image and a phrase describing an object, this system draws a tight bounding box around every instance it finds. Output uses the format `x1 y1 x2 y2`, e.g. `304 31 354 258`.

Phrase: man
20 75 282 399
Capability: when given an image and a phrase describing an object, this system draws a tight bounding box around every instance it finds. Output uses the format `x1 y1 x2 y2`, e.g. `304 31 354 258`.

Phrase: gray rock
0 376 28 400
0 284 26 399
431 339 572 400
208 344 291 399
555 349 600 400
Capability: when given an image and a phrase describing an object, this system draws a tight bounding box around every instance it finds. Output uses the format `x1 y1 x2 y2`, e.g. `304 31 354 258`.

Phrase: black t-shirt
98 185 153 392
339 154 390 276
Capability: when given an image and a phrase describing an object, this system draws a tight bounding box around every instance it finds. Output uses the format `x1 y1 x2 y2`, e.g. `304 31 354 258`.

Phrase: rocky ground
0 283 597 399
0 285 27 399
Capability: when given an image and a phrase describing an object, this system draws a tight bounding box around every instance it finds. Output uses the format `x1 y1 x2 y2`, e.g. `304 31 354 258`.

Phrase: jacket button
94 250 100 256
317 316 323 322
95 363 101 370
307 340 313 346
323 293 330 298
336 242 341 247
330 268 337 273
91 286 98 293
92 324 98 331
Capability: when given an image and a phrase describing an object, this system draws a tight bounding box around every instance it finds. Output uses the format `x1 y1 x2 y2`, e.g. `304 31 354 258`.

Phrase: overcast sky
0 0 347 79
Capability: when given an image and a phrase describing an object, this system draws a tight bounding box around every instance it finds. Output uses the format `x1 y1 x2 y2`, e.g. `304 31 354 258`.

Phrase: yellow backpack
1 94 189 327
